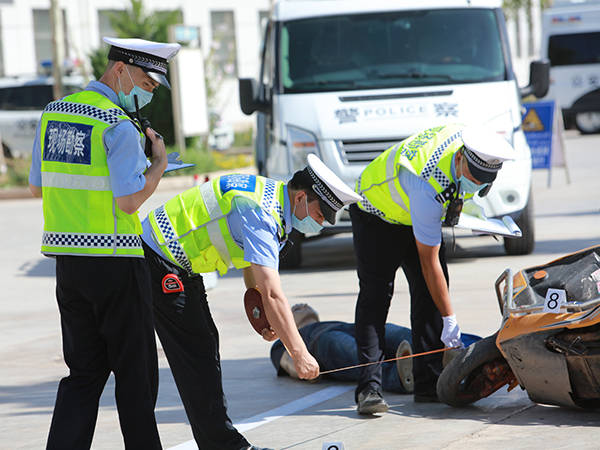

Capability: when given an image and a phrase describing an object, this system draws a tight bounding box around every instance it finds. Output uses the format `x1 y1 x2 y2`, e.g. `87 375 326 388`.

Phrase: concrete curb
0 166 258 200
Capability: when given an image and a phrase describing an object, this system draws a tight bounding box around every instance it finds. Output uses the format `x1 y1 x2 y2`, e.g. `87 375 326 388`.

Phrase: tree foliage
88 0 181 144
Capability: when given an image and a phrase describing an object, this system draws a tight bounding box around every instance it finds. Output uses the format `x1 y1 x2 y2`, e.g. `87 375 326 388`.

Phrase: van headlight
286 125 321 172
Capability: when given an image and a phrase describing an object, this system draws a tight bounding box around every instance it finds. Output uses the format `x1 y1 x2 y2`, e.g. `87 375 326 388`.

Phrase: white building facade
0 0 541 130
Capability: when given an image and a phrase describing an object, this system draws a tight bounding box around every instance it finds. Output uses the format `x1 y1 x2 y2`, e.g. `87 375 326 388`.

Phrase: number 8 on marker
544 288 566 313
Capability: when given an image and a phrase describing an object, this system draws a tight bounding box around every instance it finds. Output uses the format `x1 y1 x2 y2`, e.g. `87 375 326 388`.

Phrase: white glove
441 314 463 348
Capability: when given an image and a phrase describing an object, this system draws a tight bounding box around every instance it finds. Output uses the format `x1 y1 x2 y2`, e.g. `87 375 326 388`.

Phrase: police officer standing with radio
140 154 362 450
29 37 180 449
350 123 516 414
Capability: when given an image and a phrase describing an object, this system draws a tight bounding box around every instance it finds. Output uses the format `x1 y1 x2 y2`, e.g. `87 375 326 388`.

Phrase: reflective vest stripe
41 172 111 191
153 206 194 273
200 182 222 219
200 182 232 267
44 101 125 125
385 144 401 179
383 144 409 212
42 231 142 250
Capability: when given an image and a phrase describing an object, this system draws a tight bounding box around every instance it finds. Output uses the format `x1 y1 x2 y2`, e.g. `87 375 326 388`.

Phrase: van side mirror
239 78 270 115
520 59 550 99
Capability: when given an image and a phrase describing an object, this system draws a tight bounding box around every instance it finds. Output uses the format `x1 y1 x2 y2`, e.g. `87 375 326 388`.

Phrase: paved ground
1 130 599 449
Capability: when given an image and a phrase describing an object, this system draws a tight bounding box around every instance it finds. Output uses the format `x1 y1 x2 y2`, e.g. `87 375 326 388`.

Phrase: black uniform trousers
350 204 447 399
143 242 250 450
47 255 161 450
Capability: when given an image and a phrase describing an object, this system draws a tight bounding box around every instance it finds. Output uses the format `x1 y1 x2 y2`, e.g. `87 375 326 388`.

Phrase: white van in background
0 75 85 158
240 0 549 266
541 0 600 134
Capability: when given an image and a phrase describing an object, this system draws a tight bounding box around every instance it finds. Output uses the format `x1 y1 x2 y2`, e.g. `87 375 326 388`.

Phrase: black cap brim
316 197 337 225
466 160 499 184
146 71 170 89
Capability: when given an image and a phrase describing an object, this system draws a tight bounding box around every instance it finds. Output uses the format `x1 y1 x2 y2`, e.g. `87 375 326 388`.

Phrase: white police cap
103 37 181 89
302 153 362 224
461 127 517 183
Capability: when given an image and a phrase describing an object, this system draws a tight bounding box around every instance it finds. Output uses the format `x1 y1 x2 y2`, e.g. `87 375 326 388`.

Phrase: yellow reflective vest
39 90 144 257
149 174 286 276
356 124 470 225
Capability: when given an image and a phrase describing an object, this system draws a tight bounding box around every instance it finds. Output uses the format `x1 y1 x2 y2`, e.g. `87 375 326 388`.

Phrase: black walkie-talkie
279 229 302 260
133 95 156 157
443 182 464 227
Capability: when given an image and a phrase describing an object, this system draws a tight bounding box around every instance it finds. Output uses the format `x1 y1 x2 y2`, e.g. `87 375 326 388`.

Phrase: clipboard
455 213 522 238
146 152 195 174
164 161 195 173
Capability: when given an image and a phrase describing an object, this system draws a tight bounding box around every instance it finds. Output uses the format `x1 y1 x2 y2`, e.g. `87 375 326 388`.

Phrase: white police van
0 75 85 158
240 0 549 266
541 0 600 134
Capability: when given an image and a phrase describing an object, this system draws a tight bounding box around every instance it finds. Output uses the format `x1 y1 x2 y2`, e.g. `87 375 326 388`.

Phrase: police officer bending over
140 154 362 450
29 37 180 449
350 124 516 414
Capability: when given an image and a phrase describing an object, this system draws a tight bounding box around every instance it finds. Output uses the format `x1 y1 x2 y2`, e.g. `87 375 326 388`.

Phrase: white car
0 75 85 158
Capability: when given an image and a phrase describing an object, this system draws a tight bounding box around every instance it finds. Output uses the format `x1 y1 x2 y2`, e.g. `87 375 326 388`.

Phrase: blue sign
220 174 256 193
43 120 92 165
522 101 555 169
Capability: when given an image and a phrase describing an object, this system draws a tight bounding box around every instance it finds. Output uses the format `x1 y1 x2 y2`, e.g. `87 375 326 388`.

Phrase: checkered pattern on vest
44 101 124 125
419 131 462 182
260 178 285 233
42 232 142 249
153 206 194 274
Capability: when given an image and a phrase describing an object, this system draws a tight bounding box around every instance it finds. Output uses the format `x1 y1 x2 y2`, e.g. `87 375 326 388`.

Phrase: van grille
337 138 406 165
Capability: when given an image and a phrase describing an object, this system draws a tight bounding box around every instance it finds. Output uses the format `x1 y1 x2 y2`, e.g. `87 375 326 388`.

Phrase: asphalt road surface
1 130 599 449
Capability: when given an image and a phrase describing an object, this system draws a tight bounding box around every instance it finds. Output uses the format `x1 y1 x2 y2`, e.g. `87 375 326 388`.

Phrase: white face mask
292 196 323 234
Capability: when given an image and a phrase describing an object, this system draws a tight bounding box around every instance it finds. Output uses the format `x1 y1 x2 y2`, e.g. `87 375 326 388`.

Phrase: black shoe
413 392 440 403
245 446 274 450
357 388 389 415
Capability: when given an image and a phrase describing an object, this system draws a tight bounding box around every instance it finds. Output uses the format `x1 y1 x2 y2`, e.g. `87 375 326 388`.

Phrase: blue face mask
292 196 323 234
458 175 487 194
118 66 154 112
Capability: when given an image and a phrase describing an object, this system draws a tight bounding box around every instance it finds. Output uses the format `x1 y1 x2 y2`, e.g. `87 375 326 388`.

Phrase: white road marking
167 385 353 450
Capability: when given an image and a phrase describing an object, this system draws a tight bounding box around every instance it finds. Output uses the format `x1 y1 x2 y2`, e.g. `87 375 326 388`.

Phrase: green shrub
164 144 253 177
0 156 31 188
233 128 253 147
0 145 254 187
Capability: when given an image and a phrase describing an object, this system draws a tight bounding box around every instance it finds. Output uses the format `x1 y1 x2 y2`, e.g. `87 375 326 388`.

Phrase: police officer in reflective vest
29 37 180 449
350 124 516 414
140 154 362 450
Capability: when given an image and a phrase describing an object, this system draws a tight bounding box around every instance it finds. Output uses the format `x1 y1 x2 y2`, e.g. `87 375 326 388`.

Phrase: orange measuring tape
319 346 459 375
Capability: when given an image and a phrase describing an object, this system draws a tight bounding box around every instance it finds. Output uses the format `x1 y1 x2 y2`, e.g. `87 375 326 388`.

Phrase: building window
33 9 68 75
210 10 237 77
97 10 121 45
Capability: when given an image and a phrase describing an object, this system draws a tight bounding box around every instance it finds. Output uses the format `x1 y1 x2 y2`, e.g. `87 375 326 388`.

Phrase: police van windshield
548 32 600 66
279 9 507 94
